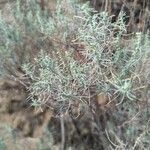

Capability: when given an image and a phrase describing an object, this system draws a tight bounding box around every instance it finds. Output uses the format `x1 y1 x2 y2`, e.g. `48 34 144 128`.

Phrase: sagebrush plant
21 1 129 111
0 0 149 149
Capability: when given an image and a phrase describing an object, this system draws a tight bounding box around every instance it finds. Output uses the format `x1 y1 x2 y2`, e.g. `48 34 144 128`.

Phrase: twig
60 115 65 150
105 129 119 148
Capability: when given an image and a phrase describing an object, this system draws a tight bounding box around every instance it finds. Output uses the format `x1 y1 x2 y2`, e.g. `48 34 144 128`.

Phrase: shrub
21 1 128 112
0 0 149 149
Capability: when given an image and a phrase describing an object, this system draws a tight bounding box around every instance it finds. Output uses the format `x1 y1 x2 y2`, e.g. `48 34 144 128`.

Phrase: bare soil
0 77 55 149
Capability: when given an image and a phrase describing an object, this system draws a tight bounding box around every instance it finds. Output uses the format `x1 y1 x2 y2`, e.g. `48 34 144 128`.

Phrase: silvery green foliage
0 0 150 148
22 1 150 148
21 0 150 111
0 0 56 75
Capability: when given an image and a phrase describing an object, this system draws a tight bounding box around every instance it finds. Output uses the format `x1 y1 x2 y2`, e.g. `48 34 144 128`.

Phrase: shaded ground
0 77 55 150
